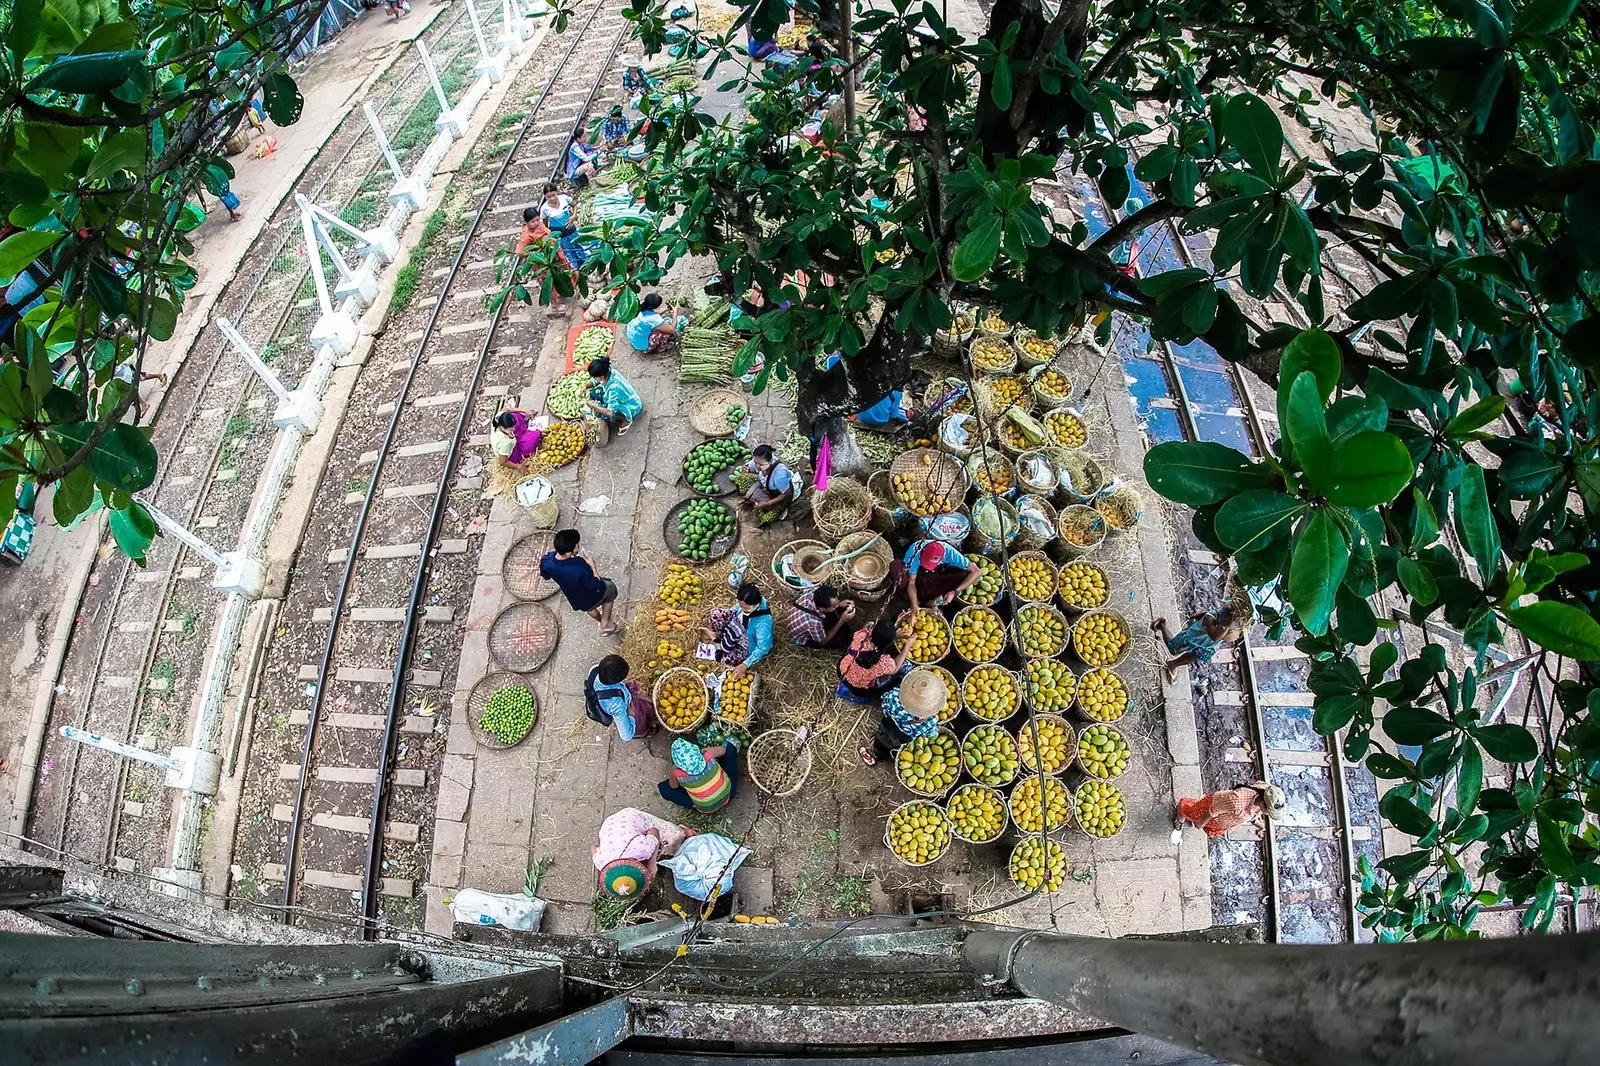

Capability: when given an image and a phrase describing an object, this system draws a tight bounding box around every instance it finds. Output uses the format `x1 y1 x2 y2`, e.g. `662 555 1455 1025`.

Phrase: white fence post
363 101 425 209
417 40 466 136
139 498 264 599
218 318 322 433
464 0 506 82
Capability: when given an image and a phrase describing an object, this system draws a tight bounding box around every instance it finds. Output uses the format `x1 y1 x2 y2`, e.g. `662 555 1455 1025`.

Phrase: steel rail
45 31 467 862
359 7 631 937
278 0 616 922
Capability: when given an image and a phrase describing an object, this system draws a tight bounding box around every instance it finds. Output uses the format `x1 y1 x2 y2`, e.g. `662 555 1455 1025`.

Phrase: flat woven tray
688 387 747 437
664 497 740 563
503 532 559 601
468 671 538 750
488 601 560 673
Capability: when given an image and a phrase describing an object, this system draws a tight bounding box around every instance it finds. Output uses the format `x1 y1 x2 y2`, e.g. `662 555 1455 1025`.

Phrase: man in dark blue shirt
540 529 620 633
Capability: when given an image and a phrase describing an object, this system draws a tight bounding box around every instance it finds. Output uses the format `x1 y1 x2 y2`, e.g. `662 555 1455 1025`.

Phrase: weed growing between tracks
389 209 450 316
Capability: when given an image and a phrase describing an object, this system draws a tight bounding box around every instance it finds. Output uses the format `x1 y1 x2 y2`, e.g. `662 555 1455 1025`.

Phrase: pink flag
814 434 831 493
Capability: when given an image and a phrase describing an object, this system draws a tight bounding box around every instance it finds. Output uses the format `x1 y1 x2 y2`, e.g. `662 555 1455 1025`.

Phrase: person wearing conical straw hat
860 666 946 766
591 807 690 900
1174 780 1287 839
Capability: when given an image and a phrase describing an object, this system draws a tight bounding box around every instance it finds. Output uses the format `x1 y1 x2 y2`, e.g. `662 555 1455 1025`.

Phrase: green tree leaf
1445 396 1506 436
1383 705 1454 745
1288 509 1347 636
1506 601 1600 660
108 500 157 563
1380 789 1435 837
991 55 1012 109
1456 742 1482 816
952 216 1002 282
1284 371 1332 482
1214 489 1305 552
1222 93 1282 181
1396 557 1439 605
25 49 144 93
0 229 63 276
1455 464 1500 579
1473 723 1539 763
1326 431 1413 507
1143 441 1277 506
1512 0 1579 37
49 421 157 493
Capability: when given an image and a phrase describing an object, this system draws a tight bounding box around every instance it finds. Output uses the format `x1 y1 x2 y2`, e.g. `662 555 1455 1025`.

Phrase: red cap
920 542 944 569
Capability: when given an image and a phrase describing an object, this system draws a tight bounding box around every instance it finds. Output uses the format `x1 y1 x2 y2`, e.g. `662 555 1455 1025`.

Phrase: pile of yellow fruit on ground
656 670 707 731
717 670 755 726
970 456 1013 495
1057 561 1109 609
1024 659 1077 713
1010 837 1068 891
1075 780 1126 837
952 607 1005 662
533 420 585 466
886 800 951 864
1008 554 1055 601
895 730 961 795
959 554 1005 604
1060 506 1104 549
1016 331 1054 363
1017 714 1074 774
927 665 962 723
892 452 960 515
1077 668 1128 722
658 563 703 607
1016 604 1068 657
970 335 1013 371
1077 724 1130 778
1045 409 1088 449
1010 774 1070 832
963 665 1020 721
960 725 1019 786
646 640 685 674
1073 612 1130 666
905 608 949 664
654 606 692 631
946 784 1007 843
1033 367 1070 400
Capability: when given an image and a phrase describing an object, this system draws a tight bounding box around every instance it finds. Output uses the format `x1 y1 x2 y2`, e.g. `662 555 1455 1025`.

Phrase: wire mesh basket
890 448 966 517
688 387 748 437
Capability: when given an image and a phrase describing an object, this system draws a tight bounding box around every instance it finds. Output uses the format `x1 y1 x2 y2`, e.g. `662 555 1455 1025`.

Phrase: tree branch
1090 200 1189 253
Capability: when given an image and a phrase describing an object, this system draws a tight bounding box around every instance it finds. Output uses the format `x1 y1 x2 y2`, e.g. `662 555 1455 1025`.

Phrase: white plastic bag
939 412 974 450
659 833 750 901
514 476 554 508
449 888 547 930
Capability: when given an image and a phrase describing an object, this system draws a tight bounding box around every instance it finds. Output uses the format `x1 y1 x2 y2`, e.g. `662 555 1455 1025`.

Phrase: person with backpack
584 655 655 740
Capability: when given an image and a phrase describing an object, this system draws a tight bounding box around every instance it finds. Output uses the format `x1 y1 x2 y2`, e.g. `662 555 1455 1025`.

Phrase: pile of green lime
480 684 536 744
684 439 748 494
676 499 734 560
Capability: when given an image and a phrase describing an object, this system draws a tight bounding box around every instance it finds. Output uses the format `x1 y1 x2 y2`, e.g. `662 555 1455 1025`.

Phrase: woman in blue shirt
625 293 685 355
701 583 773 679
566 129 601 186
584 357 644 438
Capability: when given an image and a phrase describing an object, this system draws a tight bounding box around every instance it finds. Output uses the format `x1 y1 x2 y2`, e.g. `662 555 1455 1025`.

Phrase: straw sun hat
1253 780 1288 818
899 667 949 719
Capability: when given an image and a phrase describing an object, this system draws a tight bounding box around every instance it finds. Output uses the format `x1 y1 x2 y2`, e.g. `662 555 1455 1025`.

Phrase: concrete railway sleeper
278 0 631 934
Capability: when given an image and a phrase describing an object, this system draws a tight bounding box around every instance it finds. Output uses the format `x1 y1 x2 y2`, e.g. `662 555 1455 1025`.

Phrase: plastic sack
659 833 750 901
939 412 974 450
921 511 970 544
1018 454 1055 493
1017 497 1053 538
449 888 546 930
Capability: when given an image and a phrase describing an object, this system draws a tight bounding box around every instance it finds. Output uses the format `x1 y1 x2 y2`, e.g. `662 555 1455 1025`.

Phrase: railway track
25 7 482 876
264 0 631 934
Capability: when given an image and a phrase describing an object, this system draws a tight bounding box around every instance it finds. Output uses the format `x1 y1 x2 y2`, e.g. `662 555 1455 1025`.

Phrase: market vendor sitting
896 538 981 610
591 807 690 900
600 104 633 150
625 293 685 355
619 54 657 104
785 582 857 650
859 666 945 766
742 444 804 520
659 737 740 813
489 408 542 466
837 615 912 703
701 582 773 678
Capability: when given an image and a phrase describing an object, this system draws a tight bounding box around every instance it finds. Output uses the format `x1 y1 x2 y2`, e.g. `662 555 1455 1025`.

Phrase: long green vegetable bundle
679 325 739 385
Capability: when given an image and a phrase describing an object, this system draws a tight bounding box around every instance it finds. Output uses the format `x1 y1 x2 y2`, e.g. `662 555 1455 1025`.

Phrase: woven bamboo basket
991 413 1038 458
1012 329 1057 369
1009 774 1072 834
926 663 963 724
923 376 972 417
959 724 1020 788
1028 364 1074 410
835 530 893 597
966 453 1015 498
1053 448 1109 502
956 553 1005 606
1005 549 1057 603
884 799 954 867
932 307 976 357
467 672 539 750
1075 723 1131 781
1043 407 1090 451
960 664 1022 723
770 539 838 590
488 601 560 673
1056 559 1112 613
972 374 1033 421
902 607 952 665
1012 602 1071 659
812 477 873 539
1057 504 1109 557
1013 494 1059 552
1072 779 1127 840
945 783 1010 844
711 669 759 729
1007 837 1069 893
502 532 560 601
748 727 814 798
652 666 709 735
968 332 1018 376
950 605 1007 666
1071 609 1134 670
893 726 962 799
1021 659 1079 717
890 448 966 517
1075 667 1131 723
1095 483 1145 532
866 470 908 534
975 309 1014 337
1016 713 1077 776
937 412 979 460
967 497 1020 556
1015 449 1059 497
687 387 748 437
